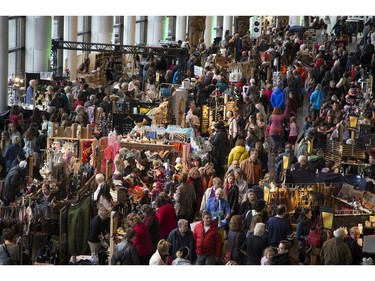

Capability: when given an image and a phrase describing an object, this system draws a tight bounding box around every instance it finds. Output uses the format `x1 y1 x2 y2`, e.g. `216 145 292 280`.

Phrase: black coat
144 212 160 253
241 234 267 265
2 165 24 204
227 185 239 215
273 252 291 265
210 129 227 161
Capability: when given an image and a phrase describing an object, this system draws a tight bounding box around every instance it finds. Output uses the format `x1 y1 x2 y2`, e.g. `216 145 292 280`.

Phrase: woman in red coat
127 212 152 265
193 211 222 265
155 195 177 239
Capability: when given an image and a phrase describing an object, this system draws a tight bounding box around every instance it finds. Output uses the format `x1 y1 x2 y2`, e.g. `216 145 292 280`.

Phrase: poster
194 65 203 76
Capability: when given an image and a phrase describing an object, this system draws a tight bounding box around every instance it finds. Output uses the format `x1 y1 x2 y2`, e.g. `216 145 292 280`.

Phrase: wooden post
182 144 188 173
223 94 228 120
267 67 272 81
28 156 34 184
106 160 113 180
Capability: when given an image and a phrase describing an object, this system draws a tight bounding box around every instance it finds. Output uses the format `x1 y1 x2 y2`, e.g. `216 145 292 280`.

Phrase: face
227 176 235 185
266 251 275 260
179 222 189 234
232 161 239 168
9 123 16 131
351 230 360 240
277 243 288 255
234 171 240 180
251 152 258 161
203 214 212 227
194 160 201 168
42 185 51 196
215 190 222 200
248 192 256 202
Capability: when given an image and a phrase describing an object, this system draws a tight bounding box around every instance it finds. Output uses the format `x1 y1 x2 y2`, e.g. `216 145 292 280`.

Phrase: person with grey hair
93 173 105 201
241 222 267 264
200 177 227 213
320 227 352 265
1 160 27 206
205 188 231 227
167 219 196 263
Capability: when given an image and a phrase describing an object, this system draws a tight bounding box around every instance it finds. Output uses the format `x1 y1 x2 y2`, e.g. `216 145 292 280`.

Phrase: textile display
67 195 91 258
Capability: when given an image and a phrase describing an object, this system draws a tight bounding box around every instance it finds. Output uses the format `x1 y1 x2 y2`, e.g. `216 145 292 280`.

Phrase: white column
25 16 52 73
91 16 113 44
204 16 214 47
215 16 223 38
123 16 136 45
63 16 78 80
223 16 233 37
289 16 301 26
0 17 8 111
176 16 187 42
147 16 166 44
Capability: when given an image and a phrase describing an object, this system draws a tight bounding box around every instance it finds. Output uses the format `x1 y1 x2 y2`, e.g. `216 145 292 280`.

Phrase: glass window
113 16 123 45
8 17 25 81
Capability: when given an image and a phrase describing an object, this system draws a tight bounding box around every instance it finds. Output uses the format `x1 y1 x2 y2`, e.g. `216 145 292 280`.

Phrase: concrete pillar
204 16 214 47
223 16 233 37
176 16 187 42
123 16 136 45
147 16 167 44
290 16 301 26
215 16 223 38
0 17 8 112
25 16 52 73
91 16 113 44
63 16 78 80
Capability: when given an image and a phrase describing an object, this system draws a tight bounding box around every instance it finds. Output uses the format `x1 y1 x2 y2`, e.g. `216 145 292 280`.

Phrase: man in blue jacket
309 84 324 121
270 83 286 111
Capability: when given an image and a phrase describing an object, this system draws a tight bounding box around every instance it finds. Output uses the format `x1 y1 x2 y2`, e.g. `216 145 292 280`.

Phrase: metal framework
51 39 189 76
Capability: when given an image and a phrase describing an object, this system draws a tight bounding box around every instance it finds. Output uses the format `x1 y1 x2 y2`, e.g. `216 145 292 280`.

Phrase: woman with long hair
269 106 286 155
226 215 246 265
96 182 113 212
296 208 313 265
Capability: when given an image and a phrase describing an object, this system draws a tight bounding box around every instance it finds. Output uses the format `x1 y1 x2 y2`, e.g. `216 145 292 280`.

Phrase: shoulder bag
306 216 322 247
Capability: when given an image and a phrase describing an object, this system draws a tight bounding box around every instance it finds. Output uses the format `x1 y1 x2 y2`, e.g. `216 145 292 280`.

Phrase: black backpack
2 244 16 265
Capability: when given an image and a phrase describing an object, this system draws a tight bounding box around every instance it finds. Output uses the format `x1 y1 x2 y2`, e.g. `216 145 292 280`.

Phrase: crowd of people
1 16 375 266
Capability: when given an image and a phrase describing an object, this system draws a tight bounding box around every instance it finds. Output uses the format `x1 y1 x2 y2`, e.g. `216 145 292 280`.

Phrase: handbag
223 232 238 263
223 249 233 263
306 216 322 247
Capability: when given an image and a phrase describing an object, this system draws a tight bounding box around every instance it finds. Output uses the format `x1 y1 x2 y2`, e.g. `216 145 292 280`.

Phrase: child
288 116 299 146
261 247 275 265
303 114 313 134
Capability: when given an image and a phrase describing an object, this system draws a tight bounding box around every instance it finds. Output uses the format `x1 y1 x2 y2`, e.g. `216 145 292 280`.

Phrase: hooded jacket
227 145 250 166
270 87 286 110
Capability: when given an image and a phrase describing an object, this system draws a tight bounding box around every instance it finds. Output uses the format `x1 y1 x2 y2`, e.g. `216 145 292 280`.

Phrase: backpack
111 242 131 265
2 244 16 265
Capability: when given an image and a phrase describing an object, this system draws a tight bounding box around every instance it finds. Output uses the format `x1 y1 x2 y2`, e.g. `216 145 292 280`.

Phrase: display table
69 255 93 265
121 141 174 152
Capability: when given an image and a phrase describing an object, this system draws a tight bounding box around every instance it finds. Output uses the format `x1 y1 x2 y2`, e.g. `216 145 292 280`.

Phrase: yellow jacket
227 145 250 166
